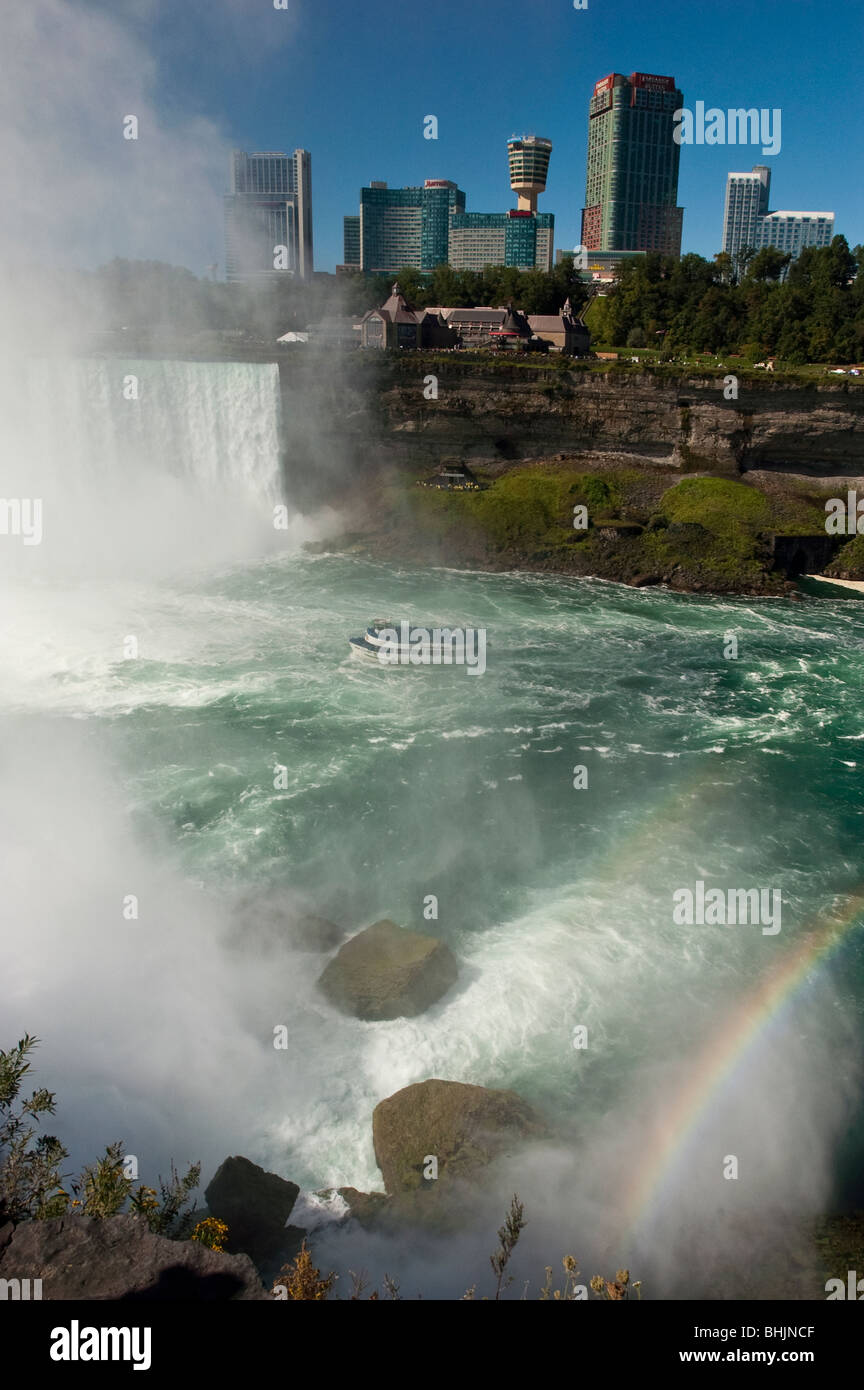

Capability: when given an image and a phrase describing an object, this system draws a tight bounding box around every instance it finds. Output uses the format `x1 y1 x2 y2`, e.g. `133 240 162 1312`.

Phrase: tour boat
348 619 402 661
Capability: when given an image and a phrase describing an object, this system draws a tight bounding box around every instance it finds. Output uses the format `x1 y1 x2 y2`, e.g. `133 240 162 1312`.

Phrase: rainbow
621 889 864 1237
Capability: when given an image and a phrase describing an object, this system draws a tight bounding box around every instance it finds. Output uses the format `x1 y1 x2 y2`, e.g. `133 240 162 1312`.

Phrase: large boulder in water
0 1213 268 1299
372 1079 547 1196
317 920 458 1021
204 1156 300 1265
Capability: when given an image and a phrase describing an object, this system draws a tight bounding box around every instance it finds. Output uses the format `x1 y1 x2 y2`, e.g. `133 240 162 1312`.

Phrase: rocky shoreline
3 911 861 1299
312 454 864 598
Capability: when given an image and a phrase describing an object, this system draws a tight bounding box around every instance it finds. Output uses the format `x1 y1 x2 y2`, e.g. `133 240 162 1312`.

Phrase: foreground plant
272 1240 337 1300
590 1269 642 1300
490 1193 527 1300
191 1217 229 1251
0 1035 199 1236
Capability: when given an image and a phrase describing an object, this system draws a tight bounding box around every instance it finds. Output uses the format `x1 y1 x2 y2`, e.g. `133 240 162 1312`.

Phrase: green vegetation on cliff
825 533 864 579
368 467 833 595
0 1034 200 1235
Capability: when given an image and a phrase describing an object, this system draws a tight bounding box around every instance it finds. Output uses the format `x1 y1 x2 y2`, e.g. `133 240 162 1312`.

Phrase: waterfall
10 357 283 497
0 356 286 578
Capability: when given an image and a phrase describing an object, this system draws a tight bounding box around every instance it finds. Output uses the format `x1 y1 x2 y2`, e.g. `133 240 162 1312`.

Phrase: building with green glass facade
448 210 554 272
357 180 466 274
581 72 684 256
342 215 360 269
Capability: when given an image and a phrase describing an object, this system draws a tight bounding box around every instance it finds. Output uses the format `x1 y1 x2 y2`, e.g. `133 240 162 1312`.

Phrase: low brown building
359 283 457 350
527 299 591 355
359 287 590 354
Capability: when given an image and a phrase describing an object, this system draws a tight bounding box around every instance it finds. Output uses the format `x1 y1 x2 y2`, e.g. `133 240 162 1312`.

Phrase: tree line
62 237 863 364
587 238 864 363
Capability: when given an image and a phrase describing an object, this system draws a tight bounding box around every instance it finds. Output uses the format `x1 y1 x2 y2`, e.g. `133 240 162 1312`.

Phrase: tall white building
755 211 835 258
721 166 834 267
722 166 771 257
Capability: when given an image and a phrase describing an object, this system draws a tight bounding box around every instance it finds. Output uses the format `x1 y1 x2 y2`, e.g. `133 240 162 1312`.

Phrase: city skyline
10 1 860 279
146 0 861 278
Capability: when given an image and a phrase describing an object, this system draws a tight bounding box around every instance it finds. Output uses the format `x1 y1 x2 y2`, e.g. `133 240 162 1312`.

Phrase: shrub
0 1035 200 1236
191 1217 229 1251
0 1034 69 1222
272 1240 337 1300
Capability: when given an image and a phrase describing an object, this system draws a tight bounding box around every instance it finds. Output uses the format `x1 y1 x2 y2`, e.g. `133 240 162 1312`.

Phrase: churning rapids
1 357 863 1297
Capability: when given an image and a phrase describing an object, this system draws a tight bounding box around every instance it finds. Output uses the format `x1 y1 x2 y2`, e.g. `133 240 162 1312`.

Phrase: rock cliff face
277 358 864 494
371 371 864 474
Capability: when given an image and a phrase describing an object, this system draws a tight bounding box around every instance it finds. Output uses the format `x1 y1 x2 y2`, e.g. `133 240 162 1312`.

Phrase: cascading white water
0 356 285 579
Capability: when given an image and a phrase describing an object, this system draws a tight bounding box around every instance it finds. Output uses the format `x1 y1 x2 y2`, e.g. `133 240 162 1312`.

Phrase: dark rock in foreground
0 1213 268 1300
205 1156 300 1264
372 1078 547 1196
318 920 459 1021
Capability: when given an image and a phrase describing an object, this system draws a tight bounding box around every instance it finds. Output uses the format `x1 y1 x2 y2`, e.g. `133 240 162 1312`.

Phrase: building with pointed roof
358 283 458 349
359 288 590 355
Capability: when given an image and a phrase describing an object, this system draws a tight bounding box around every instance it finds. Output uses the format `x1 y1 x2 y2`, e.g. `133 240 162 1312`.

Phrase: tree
745 247 792 283
0 1034 69 1222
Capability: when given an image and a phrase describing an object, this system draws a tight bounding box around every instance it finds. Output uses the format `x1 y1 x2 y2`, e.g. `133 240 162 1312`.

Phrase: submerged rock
335 1186 391 1230
234 891 344 953
317 920 458 1021
372 1078 547 1196
0 1213 268 1299
205 1156 300 1265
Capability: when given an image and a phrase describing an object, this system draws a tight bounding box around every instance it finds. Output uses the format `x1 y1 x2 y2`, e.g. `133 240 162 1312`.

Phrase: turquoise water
5 553 863 1208
2 359 862 1292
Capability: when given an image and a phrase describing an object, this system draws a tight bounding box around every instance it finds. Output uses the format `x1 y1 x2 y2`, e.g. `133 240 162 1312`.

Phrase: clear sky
73 0 864 273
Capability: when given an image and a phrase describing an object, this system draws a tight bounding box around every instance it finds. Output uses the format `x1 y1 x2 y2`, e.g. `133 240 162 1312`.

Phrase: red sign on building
629 72 676 91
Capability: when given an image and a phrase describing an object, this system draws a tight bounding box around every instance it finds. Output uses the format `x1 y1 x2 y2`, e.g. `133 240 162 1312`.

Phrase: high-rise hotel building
721 166 834 265
224 149 313 281
357 180 466 275
346 135 557 276
581 72 684 255
448 210 554 272
449 136 555 273
721 165 771 258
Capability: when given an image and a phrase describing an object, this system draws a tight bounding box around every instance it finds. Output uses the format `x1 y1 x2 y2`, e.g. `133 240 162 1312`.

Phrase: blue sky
126 0 864 271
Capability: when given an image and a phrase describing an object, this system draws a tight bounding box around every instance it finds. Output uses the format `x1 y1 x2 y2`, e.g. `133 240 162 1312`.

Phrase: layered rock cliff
277 356 864 498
